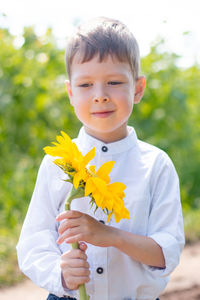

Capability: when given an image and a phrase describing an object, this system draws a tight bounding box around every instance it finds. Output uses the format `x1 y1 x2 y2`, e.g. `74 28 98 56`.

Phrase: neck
84 127 129 143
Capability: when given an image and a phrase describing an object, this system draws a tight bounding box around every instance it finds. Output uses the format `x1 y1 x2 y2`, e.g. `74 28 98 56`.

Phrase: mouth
91 110 115 118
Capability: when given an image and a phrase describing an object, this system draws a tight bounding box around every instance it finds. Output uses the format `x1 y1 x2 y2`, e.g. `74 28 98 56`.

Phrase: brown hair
65 17 140 80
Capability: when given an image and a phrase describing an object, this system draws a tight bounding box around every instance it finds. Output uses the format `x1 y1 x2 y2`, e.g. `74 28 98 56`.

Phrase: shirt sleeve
16 155 77 298
145 151 185 277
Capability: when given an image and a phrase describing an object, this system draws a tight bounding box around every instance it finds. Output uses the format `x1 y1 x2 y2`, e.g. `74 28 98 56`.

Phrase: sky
1 0 200 67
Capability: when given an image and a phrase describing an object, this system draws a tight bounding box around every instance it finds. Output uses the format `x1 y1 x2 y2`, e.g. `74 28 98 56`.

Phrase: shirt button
96 267 104 274
99 220 105 224
101 146 108 152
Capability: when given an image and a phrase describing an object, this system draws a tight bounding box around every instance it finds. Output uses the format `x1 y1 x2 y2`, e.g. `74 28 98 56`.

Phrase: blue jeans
47 294 76 300
47 295 160 300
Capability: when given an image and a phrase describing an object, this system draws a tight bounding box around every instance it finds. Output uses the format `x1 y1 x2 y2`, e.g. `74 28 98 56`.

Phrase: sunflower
44 131 129 223
85 164 129 223
44 131 95 187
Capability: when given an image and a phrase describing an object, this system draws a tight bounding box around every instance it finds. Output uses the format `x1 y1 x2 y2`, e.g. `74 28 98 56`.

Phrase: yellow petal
102 195 114 211
43 146 52 154
52 142 60 146
85 178 95 196
122 207 130 219
73 172 82 189
108 182 126 193
82 147 95 167
107 211 113 222
96 161 115 183
56 135 66 145
61 131 72 144
92 177 107 193
114 212 121 223
43 146 60 157
92 192 104 208
72 143 83 162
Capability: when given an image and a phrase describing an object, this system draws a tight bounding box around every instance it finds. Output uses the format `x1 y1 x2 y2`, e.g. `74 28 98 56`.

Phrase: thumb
78 242 87 252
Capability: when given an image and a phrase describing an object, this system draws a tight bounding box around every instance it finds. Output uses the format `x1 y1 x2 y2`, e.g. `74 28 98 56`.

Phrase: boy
17 17 185 300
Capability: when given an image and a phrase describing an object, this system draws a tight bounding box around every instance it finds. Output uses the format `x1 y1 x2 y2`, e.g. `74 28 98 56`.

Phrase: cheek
115 86 132 99
117 91 133 110
74 99 89 118
121 101 133 118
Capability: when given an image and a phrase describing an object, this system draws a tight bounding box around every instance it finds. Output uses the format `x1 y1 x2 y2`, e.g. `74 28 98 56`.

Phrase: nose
93 96 109 103
92 85 110 103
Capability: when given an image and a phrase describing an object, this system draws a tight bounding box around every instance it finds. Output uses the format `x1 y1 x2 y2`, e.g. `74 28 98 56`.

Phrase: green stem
65 186 90 300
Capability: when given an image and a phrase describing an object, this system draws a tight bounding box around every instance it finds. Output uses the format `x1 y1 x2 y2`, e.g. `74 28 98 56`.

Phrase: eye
79 83 91 88
108 81 123 85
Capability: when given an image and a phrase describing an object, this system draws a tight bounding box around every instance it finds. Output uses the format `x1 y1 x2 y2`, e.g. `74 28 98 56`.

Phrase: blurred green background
0 25 200 287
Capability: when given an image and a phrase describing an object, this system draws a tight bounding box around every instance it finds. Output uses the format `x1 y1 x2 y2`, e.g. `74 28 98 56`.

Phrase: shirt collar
76 126 138 155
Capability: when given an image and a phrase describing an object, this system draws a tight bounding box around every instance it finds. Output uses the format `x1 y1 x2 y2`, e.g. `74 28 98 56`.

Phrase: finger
66 258 89 269
57 226 81 244
58 218 79 235
67 275 90 287
68 267 90 277
61 249 87 260
65 234 84 245
78 242 87 252
56 210 83 221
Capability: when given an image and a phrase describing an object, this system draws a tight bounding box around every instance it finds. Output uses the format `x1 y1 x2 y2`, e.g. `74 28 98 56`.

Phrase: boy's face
66 54 145 143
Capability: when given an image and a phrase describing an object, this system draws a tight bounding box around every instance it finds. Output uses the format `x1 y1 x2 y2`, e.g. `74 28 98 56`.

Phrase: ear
134 76 146 104
65 80 73 105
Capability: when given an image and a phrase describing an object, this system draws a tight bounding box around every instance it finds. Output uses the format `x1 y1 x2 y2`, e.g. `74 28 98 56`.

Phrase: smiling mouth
91 111 115 118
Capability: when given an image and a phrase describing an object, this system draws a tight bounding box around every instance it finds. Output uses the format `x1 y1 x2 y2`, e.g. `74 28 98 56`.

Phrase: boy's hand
56 210 115 247
60 242 90 290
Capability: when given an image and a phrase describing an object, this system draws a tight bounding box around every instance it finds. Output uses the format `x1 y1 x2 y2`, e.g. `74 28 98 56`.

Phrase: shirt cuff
144 232 184 277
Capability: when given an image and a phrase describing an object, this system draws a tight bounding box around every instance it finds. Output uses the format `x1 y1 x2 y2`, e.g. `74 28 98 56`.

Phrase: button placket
93 247 109 300
93 247 108 300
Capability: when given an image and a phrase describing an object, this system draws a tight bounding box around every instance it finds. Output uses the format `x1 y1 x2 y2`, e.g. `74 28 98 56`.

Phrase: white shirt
16 126 185 300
